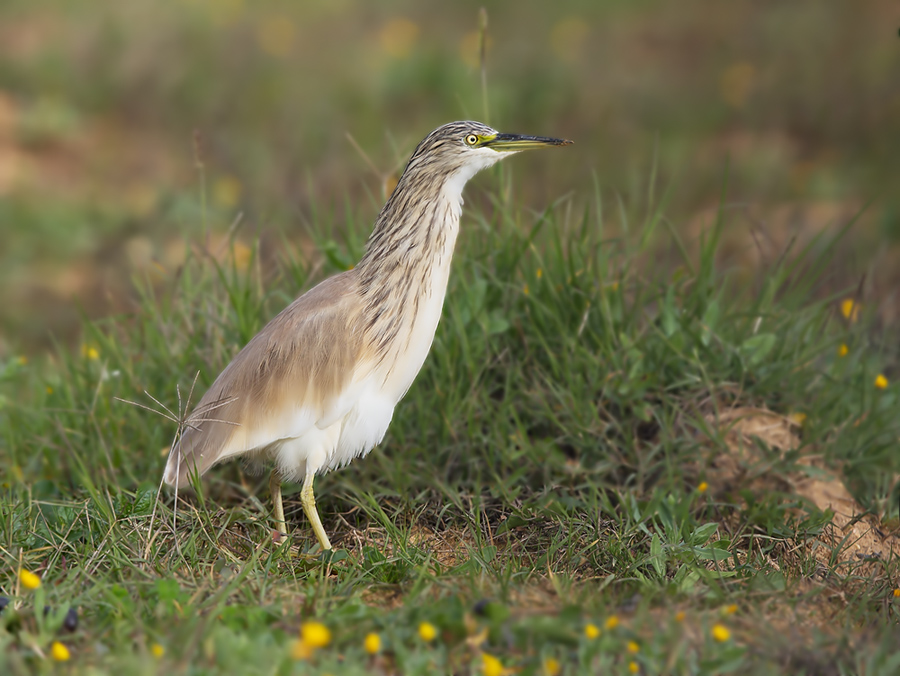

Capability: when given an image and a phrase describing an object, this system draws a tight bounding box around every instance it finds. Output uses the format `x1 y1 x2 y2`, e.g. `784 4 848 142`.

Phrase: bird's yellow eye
465 134 479 146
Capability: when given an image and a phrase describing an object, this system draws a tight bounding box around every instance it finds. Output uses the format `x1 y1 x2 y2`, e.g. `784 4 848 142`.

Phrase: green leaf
486 312 510 335
701 299 720 346
661 287 679 337
689 522 719 546
650 532 666 578
740 333 777 367
692 547 732 562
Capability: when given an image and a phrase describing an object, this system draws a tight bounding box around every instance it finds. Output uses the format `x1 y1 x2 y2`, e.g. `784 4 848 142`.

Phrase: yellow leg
269 469 287 536
300 473 332 551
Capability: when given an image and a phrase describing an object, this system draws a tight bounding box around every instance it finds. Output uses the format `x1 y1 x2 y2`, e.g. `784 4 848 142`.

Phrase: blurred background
0 0 897 355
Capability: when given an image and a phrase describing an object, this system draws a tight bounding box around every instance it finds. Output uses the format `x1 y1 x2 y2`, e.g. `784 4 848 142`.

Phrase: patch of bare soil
704 406 900 573
336 523 476 571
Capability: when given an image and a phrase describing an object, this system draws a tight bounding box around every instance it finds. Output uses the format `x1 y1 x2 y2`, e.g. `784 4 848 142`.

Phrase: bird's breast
379 231 458 403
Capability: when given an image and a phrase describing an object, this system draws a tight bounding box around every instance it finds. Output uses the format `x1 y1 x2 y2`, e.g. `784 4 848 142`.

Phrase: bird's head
403 121 572 188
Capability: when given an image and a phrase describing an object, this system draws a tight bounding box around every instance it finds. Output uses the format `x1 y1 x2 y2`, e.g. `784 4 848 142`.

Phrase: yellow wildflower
544 657 560 675
712 624 731 642
418 621 437 642
875 374 888 390
788 412 806 427
584 623 600 639
151 643 165 658
675 611 686 622
604 615 619 630
46 386 53 395
17 356 27 365
838 343 849 357
629 661 640 673
300 621 331 649
893 588 900 598
482 652 506 676
724 604 738 615
697 481 708 494
627 640 639 653
536 268 543 279
523 284 530 296
840 299 860 322
50 641 70 661
81 344 99 360
19 569 41 590
364 632 381 654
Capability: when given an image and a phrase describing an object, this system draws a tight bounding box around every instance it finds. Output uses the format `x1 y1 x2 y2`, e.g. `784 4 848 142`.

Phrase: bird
163 121 572 551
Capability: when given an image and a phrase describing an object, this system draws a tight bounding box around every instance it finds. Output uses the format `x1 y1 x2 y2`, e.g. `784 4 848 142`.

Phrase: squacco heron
163 121 571 551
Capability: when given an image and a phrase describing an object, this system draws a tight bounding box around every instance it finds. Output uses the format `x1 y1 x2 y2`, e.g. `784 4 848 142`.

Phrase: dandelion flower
584 623 600 639
724 604 738 615
300 621 331 649
674 611 686 623
151 643 165 658
893 588 899 598
712 624 731 642
418 621 437 642
629 661 639 673
50 641 70 661
838 343 849 357
482 652 505 676
627 640 639 653
19 569 41 590
81 344 99 360
364 632 381 654
697 481 708 494
875 374 888 390
543 657 560 675
604 615 619 630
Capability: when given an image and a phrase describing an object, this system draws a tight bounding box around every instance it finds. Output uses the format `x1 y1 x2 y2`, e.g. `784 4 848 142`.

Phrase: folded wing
162 271 366 485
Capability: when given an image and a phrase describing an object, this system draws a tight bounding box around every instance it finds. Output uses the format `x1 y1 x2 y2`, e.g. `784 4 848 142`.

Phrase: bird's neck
355 169 466 359
357 168 465 287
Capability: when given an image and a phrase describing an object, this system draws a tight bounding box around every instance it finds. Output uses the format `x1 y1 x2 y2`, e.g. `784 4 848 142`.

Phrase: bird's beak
483 133 573 152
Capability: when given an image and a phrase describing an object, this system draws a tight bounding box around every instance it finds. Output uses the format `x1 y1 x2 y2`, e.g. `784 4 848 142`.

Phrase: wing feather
163 271 366 485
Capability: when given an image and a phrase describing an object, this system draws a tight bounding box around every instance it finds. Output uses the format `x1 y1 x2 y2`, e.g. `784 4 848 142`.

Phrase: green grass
1 160 899 674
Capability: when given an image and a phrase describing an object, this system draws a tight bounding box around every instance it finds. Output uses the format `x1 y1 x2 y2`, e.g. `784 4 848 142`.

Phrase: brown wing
163 271 365 485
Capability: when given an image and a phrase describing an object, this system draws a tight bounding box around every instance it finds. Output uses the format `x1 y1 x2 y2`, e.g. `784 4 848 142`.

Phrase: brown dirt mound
705 406 899 572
